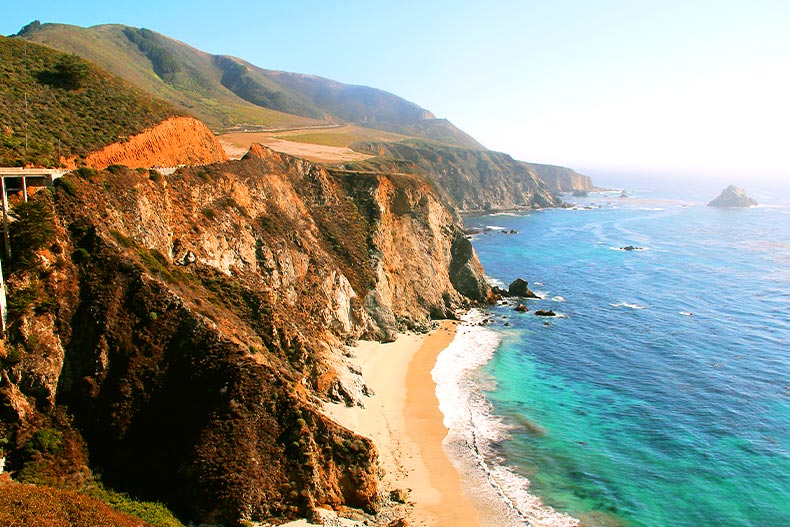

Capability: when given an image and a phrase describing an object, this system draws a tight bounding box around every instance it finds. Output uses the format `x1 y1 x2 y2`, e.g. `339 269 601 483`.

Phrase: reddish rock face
84 116 228 170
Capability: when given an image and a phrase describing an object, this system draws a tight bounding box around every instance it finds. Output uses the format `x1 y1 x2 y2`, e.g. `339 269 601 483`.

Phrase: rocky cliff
348 142 559 212
0 143 488 525
83 116 228 170
527 162 597 193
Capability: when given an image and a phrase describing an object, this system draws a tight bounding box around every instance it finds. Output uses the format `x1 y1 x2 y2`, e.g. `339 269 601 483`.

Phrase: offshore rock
708 185 758 208
508 278 539 298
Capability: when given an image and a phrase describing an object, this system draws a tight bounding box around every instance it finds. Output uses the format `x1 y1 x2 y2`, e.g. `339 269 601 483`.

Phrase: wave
433 311 580 527
610 302 646 310
486 225 507 231
552 296 566 302
487 276 506 288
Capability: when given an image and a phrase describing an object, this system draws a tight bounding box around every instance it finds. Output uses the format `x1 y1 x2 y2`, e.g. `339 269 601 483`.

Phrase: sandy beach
317 320 480 527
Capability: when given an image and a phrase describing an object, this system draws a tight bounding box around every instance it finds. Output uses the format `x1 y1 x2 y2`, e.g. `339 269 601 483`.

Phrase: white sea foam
679 311 694 317
486 276 506 288
486 225 507 231
433 310 580 527
552 296 566 302
610 302 646 310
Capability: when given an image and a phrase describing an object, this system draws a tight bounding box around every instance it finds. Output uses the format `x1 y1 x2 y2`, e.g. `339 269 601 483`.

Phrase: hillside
526 162 598 194
0 143 488 524
346 142 560 211
0 35 177 167
14 22 482 149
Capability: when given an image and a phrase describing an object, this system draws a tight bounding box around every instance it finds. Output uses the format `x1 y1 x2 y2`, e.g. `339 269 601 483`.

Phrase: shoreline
319 320 481 527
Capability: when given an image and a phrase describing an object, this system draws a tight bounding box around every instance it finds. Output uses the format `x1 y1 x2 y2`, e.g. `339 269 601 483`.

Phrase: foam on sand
433 310 580 527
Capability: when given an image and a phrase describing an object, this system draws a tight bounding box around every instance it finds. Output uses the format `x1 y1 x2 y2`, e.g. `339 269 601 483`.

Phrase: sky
2 0 789 188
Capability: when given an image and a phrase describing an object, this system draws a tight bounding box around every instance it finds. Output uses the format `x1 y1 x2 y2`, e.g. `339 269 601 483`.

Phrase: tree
53 54 90 90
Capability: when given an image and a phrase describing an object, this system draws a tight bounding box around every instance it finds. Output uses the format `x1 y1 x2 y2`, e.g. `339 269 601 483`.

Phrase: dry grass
0 477 155 527
218 124 411 164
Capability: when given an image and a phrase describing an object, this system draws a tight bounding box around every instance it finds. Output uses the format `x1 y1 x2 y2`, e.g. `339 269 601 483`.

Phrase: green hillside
14 22 483 148
0 35 177 167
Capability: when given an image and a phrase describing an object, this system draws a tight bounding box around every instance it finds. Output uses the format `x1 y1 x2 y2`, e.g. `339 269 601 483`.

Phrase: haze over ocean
441 186 790 526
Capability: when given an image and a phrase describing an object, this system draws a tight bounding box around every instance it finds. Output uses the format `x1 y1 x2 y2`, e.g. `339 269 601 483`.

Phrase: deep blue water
461 191 790 527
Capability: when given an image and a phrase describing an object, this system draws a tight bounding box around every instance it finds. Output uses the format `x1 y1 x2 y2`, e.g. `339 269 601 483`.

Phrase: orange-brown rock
1 148 489 525
84 116 228 170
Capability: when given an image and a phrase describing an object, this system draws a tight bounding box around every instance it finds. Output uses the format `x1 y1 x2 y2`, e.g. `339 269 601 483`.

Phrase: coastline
319 320 481 527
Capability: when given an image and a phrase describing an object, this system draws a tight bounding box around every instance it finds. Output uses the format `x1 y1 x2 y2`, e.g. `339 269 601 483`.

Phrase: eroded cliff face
0 144 488 525
348 142 560 211
527 162 597 193
83 116 228 170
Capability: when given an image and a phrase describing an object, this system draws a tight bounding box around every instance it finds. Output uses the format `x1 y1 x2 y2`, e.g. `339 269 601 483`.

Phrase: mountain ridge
15 22 483 149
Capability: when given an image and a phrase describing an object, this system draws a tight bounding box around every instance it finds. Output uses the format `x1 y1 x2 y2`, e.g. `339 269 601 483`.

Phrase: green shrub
86 483 187 527
27 428 63 454
8 200 56 266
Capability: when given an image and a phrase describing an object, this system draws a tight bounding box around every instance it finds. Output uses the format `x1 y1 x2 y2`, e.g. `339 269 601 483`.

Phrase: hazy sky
2 0 788 184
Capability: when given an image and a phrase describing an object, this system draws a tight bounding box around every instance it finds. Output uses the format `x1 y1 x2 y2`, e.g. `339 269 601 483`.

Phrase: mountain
0 35 178 167
14 22 482 149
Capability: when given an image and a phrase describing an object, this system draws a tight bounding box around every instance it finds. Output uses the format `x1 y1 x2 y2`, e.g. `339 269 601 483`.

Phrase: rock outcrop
527 162 597 194
348 142 559 212
84 116 228 170
708 185 758 208
0 144 488 525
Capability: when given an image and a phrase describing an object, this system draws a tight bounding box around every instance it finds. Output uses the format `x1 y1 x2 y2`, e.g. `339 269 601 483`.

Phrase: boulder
708 185 758 207
535 309 556 317
509 278 539 298
514 303 528 312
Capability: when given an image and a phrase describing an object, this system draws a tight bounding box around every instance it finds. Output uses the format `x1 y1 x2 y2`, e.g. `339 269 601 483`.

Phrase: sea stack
708 185 758 207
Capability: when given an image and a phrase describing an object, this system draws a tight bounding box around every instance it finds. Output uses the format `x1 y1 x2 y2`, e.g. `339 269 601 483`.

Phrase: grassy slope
0 36 177 167
17 23 326 131
15 23 483 148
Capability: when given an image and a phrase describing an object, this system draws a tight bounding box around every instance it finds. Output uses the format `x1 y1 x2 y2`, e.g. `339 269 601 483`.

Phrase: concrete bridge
0 168 69 333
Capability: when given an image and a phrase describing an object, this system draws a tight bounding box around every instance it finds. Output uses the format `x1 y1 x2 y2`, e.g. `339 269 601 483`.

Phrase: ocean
434 188 790 527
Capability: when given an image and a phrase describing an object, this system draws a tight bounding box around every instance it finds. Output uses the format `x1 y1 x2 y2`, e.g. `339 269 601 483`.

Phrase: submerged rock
514 303 529 312
535 309 557 317
708 185 758 207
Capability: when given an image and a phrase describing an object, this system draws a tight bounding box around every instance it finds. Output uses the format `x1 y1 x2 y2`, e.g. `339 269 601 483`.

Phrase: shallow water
443 191 790 527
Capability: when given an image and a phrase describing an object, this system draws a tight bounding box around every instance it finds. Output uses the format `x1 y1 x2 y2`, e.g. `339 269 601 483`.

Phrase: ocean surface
434 188 790 527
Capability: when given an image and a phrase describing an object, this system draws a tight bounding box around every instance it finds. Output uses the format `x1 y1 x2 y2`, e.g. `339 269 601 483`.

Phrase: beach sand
315 320 480 527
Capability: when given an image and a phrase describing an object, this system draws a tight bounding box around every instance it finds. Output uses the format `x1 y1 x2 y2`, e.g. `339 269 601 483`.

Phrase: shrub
86 483 187 527
8 200 56 268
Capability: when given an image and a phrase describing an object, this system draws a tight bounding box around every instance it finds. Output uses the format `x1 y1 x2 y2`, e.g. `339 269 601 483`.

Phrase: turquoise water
462 192 790 527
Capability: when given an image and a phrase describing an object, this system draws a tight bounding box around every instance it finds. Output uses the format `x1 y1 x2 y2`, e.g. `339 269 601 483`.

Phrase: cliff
83 116 228 169
347 142 559 212
526 162 597 193
0 144 488 525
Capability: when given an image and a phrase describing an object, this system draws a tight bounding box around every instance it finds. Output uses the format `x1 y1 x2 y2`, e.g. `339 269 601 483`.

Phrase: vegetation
85 483 187 527
0 479 162 527
0 35 177 166
8 199 56 268
15 22 483 147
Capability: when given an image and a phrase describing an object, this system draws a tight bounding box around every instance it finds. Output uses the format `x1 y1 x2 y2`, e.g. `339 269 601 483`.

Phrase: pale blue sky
2 1 788 185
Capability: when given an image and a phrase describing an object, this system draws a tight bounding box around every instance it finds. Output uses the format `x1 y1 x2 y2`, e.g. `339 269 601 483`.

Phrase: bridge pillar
1 177 9 260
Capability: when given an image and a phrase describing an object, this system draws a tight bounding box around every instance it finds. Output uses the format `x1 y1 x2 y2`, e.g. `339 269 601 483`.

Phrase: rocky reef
708 185 758 207
0 141 488 524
